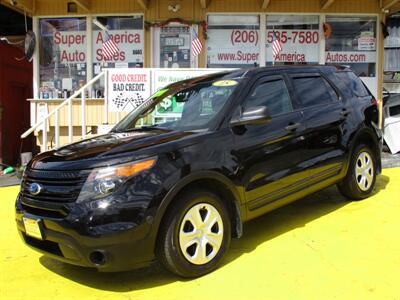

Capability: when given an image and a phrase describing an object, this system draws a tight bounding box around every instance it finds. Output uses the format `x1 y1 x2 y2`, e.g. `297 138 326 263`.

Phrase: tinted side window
243 79 293 116
334 71 369 97
292 76 337 107
389 104 400 117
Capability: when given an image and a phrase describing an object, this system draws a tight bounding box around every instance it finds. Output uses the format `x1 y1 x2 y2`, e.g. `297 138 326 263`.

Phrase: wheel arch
153 171 244 252
347 124 382 174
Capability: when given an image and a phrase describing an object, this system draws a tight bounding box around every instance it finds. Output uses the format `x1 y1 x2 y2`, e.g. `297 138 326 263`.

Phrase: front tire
157 189 231 278
338 144 377 200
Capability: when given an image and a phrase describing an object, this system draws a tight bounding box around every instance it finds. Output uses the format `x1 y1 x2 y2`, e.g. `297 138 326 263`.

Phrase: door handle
285 123 301 132
340 109 350 117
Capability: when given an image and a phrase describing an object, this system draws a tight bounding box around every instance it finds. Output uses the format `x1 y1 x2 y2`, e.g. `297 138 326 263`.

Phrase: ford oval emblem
28 183 42 196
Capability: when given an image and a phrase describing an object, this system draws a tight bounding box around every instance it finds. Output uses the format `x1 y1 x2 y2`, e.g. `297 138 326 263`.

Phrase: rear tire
157 189 231 278
338 144 377 200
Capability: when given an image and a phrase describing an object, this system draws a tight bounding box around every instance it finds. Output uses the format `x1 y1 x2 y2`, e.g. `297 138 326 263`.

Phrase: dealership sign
266 30 320 63
207 29 321 64
107 68 151 112
207 29 260 65
325 51 376 64
53 31 87 63
51 30 144 64
93 30 144 63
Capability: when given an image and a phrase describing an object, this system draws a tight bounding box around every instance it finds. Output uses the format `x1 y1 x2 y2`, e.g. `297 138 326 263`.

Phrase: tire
157 189 231 278
337 144 377 200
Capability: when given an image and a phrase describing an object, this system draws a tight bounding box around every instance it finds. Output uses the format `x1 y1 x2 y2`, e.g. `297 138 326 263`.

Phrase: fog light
89 250 106 265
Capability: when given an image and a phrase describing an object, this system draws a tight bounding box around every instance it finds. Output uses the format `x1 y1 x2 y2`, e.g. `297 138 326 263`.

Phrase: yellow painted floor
1 169 400 300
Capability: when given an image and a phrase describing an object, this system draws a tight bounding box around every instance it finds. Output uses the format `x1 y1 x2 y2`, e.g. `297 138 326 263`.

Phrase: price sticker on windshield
212 80 238 87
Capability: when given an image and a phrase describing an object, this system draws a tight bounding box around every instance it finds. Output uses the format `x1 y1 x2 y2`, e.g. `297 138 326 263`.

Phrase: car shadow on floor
39 174 390 292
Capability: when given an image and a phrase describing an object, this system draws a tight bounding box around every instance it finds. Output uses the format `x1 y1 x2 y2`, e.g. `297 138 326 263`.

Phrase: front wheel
157 189 231 278
338 144 377 200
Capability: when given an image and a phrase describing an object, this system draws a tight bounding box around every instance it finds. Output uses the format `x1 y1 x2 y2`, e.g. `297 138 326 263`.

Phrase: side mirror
230 106 272 127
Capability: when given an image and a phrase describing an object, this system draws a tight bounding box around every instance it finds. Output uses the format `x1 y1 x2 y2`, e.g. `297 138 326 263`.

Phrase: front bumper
15 195 157 272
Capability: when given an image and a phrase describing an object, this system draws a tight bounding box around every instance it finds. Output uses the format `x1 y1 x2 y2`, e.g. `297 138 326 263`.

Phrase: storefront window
266 15 320 65
39 18 87 99
325 16 377 77
207 15 260 68
92 16 144 97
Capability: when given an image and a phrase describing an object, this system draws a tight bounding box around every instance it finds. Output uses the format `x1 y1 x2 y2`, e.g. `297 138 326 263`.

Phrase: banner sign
152 69 228 117
107 68 151 112
93 30 144 63
266 29 319 63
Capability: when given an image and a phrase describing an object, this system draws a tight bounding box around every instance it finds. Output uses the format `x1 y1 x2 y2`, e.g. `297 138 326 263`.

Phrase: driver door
231 74 308 219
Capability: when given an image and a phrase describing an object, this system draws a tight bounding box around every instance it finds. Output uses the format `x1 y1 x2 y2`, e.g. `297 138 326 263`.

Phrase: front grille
21 169 88 204
21 203 66 219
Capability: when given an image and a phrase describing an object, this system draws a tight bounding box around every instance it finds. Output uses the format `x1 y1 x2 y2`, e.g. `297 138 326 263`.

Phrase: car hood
30 129 199 170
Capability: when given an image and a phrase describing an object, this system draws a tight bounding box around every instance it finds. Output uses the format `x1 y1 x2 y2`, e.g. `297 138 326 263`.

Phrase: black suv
16 66 382 277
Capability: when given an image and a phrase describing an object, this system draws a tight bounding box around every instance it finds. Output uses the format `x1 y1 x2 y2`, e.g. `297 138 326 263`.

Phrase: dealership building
1 0 400 162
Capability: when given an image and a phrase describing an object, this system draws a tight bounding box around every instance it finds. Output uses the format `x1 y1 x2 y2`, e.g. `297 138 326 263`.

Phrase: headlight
77 157 157 203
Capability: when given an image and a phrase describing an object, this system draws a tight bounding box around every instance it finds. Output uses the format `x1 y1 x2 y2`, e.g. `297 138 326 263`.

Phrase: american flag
102 31 119 60
272 31 282 59
191 28 203 57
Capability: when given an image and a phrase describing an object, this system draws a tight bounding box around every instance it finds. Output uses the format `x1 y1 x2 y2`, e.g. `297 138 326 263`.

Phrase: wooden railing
21 71 106 151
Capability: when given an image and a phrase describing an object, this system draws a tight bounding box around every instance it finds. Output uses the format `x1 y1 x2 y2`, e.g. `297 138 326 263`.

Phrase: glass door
152 24 197 68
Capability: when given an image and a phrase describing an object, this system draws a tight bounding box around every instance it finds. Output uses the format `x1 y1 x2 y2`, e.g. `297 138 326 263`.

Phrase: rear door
289 73 348 181
231 74 309 218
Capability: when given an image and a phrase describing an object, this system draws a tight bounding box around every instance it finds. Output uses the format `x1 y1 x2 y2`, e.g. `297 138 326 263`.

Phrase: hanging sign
107 68 151 112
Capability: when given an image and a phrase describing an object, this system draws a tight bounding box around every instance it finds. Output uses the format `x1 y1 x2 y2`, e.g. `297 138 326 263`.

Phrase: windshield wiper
112 125 172 133
140 125 171 131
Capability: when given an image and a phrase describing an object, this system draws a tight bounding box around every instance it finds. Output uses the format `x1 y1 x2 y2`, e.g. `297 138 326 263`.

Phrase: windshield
113 78 241 132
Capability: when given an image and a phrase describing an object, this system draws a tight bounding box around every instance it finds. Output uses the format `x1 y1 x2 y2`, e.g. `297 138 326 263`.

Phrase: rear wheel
338 144 377 200
157 189 231 277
